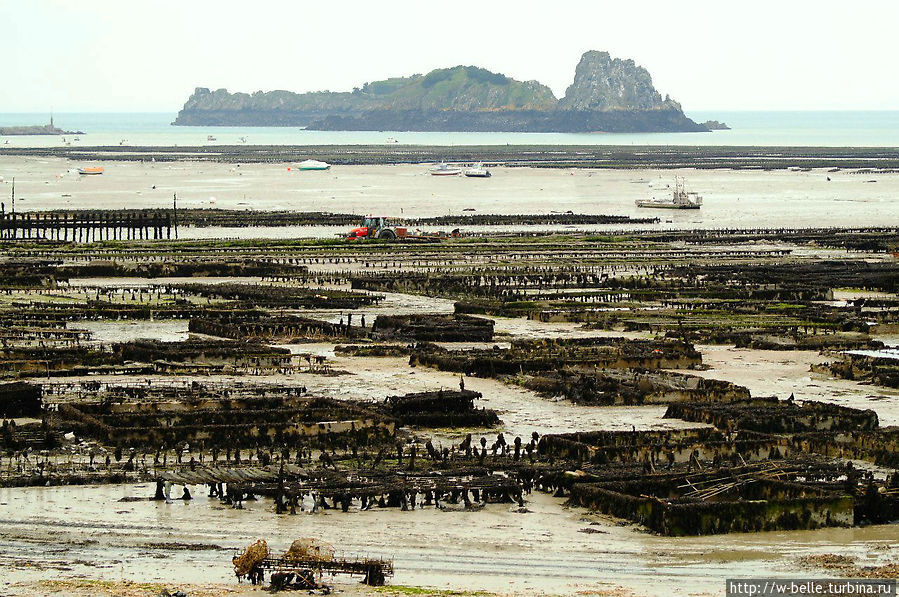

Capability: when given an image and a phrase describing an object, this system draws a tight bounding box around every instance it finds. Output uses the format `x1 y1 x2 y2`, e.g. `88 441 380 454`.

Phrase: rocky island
173 51 709 133
703 120 731 130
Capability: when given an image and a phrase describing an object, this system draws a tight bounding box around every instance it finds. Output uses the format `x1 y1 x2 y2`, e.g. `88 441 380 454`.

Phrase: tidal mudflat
0 157 897 597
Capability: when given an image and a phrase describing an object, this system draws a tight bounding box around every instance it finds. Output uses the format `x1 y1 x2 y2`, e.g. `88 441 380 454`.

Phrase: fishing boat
78 167 104 175
430 163 462 176
636 177 702 209
463 163 491 178
296 159 331 171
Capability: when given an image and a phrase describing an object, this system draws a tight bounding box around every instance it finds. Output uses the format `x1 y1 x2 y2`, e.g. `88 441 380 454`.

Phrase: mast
173 193 179 240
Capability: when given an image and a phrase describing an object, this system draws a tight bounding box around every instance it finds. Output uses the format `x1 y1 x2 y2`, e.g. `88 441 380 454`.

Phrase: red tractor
347 216 407 240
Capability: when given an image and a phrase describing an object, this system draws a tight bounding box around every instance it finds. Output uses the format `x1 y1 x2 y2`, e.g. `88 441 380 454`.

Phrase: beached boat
636 178 702 209
78 167 104 175
430 163 462 176
296 159 331 171
463 163 491 178
207 135 216 142
386 137 399 144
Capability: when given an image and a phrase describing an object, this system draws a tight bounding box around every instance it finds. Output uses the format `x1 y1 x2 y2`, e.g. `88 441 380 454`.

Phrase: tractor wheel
379 229 396 240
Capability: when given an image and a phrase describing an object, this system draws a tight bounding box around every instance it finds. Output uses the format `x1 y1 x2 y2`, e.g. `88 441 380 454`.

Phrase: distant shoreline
2 144 899 170
0 124 84 136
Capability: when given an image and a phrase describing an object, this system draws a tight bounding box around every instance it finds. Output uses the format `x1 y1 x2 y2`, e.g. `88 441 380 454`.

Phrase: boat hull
635 201 700 209
637 177 702 209
296 159 331 171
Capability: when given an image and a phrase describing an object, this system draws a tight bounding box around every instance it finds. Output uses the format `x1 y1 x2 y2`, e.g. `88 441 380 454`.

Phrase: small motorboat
463 163 491 178
78 167 104 175
430 163 462 176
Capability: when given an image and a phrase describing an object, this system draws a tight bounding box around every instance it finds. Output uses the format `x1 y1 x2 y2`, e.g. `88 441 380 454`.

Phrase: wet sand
4 298 898 596
678 345 899 426
1 156 897 595
1 157 898 231
1 480 896 597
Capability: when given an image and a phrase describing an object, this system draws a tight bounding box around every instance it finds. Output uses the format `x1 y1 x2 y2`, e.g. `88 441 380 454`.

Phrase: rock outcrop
560 51 674 111
173 51 708 133
703 120 731 130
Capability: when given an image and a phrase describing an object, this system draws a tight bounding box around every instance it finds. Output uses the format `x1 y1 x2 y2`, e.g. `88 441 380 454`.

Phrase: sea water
1 111 898 147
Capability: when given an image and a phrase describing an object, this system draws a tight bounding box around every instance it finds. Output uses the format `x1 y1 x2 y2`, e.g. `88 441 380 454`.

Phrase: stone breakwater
0 123 83 136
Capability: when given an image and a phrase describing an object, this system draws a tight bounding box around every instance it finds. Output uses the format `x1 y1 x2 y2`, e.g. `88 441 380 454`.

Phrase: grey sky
3 0 899 112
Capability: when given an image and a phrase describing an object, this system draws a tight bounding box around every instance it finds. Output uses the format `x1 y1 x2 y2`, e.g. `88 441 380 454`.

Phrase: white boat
636 177 702 209
430 163 462 176
463 163 491 178
386 137 399 144
207 135 217 142
296 159 331 171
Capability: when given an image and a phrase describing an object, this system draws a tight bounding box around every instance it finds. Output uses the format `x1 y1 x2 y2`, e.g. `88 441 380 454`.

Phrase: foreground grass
35 579 254 597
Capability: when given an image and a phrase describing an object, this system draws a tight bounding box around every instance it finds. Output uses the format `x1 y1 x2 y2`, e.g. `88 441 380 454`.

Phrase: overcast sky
3 0 899 113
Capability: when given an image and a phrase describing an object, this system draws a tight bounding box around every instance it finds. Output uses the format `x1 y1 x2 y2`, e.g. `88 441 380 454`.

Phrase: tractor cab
362 216 386 232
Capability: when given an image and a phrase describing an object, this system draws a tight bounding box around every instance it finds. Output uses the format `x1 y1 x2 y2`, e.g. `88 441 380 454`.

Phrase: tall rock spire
560 51 679 111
